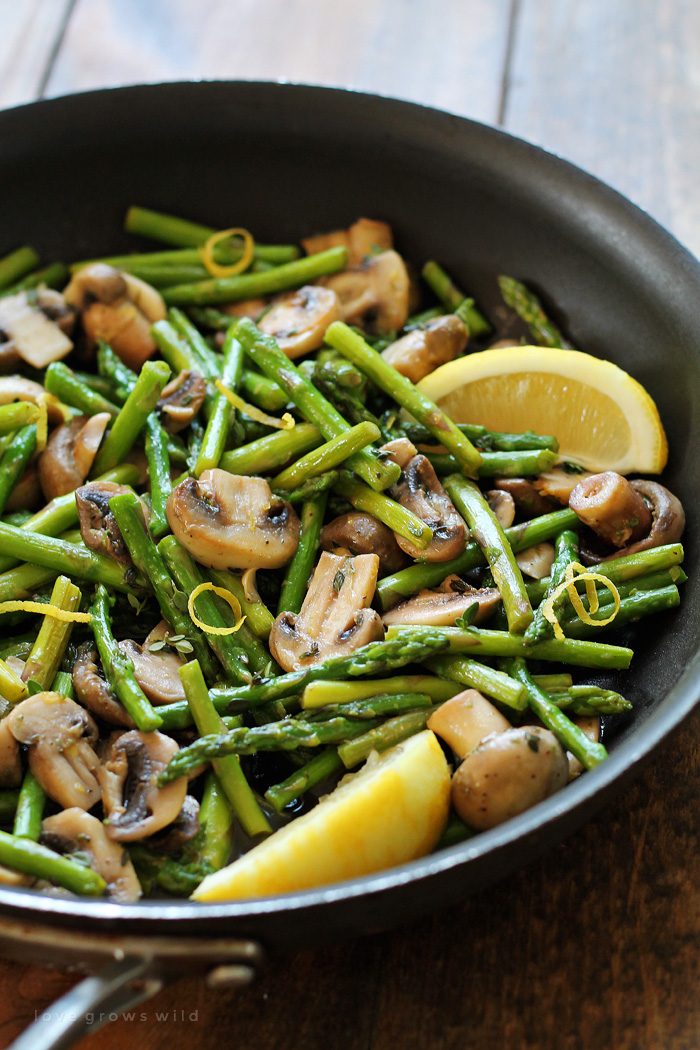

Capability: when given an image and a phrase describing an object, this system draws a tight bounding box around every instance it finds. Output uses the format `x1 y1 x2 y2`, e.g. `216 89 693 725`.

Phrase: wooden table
1 3 699 1047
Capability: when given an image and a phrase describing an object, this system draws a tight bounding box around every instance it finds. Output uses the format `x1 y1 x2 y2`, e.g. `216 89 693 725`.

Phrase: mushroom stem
179 659 271 838
91 359 171 476
90 584 163 732
569 471 652 546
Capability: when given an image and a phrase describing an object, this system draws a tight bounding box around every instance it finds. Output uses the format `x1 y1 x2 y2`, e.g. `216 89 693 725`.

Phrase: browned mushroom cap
72 643 134 728
569 472 652 547
320 511 408 575
486 489 516 529
0 290 74 368
381 315 468 384
451 726 569 830
166 469 301 570
319 250 410 334
427 689 511 760
515 542 556 579
75 481 148 564
38 415 108 501
302 217 393 266
146 795 201 853
258 286 341 359
98 730 188 842
157 370 207 433
0 376 67 424
578 478 685 563
269 551 384 672
64 264 166 370
6 692 101 810
41 809 142 902
382 576 501 628
493 476 558 518
118 638 186 705
0 718 21 788
390 454 467 562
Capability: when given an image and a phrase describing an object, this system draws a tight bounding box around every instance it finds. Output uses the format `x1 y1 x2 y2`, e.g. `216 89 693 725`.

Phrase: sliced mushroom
390 454 467 561
0 290 73 368
35 287 76 336
4 462 42 513
320 511 408 574
72 412 111 477
0 865 34 887
221 297 268 321
38 415 109 501
76 481 148 564
451 725 569 830
427 689 511 759
0 375 67 424
157 370 206 432
269 551 384 672
6 692 101 810
166 469 300 570
0 717 22 788
567 717 601 781
118 638 186 705
258 286 341 359
380 437 418 471
41 809 142 902
72 643 134 728
569 471 653 547
383 576 501 628
302 217 393 266
146 795 201 853
515 541 556 579
573 476 685 563
493 476 558 518
319 250 410 334
98 730 188 842
64 264 166 370
381 315 468 383
486 489 516 529
533 466 596 504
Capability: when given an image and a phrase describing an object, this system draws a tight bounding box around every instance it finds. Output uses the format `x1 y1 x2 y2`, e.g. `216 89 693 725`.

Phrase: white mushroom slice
382 578 501 628
427 689 511 760
302 217 393 266
98 730 188 842
157 370 206 432
75 481 149 565
269 551 384 672
382 315 468 384
38 415 106 501
0 718 21 788
515 541 556 579
41 808 142 902
0 864 34 887
118 638 186 705
0 291 73 368
0 376 66 424
390 454 468 562
380 437 418 470
258 286 340 359
320 250 410 333
533 467 596 504
451 725 569 830
6 692 101 810
320 511 407 575
72 412 111 478
72 644 134 728
486 489 516 529
166 469 300 570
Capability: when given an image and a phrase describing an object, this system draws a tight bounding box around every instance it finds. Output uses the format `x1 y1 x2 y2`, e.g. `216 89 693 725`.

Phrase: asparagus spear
239 369 290 413
44 362 120 418
548 686 632 716
0 402 43 435
90 584 163 732
277 492 327 616
199 771 235 870
504 657 608 769
401 421 559 453
91 359 171 476
498 275 574 349
0 245 40 289
156 631 453 729
179 660 271 837
421 261 491 336
168 307 222 380
334 470 433 549
376 506 581 610
558 585 680 638
162 246 348 306
326 321 483 475
0 262 68 297
385 624 633 669
0 659 28 703
444 473 533 633
301 674 459 710
195 325 243 475
428 448 558 478
337 709 432 769
235 318 400 491
0 790 19 823
108 491 220 681
13 770 44 841
300 691 433 720
123 206 300 260
144 414 172 539
219 422 322 475
423 654 527 710
265 748 344 812
282 470 339 504
0 830 106 895
272 421 381 490
0 426 37 516
523 530 580 645
21 575 82 691
208 568 275 640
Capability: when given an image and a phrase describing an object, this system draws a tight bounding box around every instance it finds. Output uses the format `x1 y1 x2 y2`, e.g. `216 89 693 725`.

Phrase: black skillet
1 81 699 1050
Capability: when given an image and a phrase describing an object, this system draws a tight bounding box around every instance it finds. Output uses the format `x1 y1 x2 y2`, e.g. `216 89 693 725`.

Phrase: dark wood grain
504 0 700 257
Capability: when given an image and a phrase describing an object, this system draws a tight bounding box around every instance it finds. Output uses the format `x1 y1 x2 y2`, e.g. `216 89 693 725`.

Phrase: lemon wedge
417 345 668 473
192 730 450 901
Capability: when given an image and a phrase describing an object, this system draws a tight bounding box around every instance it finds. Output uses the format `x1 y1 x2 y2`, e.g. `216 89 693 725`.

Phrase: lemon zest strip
215 379 295 430
540 562 620 641
198 228 255 279
0 600 92 623
188 582 247 636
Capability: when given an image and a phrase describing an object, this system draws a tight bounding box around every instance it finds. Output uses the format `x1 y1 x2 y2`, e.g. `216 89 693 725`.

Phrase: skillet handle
8 957 164 1050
